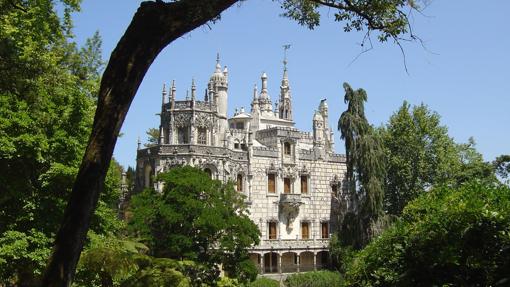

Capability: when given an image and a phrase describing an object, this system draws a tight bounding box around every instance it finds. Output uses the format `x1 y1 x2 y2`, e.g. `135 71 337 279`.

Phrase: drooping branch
42 0 238 286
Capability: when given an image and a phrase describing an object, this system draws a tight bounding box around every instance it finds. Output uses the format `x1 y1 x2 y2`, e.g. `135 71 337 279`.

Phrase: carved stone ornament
173 113 192 127
195 112 212 128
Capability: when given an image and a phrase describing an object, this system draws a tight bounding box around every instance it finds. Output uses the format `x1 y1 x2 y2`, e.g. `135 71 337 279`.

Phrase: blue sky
72 0 509 169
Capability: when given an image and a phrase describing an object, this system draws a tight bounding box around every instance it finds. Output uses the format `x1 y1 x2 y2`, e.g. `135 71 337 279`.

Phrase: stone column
296 254 300 273
260 254 264 274
278 253 282 274
313 252 317 271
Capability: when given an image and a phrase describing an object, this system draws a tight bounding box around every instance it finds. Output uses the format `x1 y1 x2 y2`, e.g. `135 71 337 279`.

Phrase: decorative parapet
251 238 330 251
171 100 216 111
140 144 248 161
328 153 346 163
253 146 278 158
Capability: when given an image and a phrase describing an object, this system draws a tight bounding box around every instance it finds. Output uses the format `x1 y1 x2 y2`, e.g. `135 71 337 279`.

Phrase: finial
216 52 220 65
283 44 291 71
186 90 189 100
261 72 268 94
137 136 141 150
204 88 209 102
215 53 221 72
170 80 176 100
253 84 258 99
191 78 196 100
162 83 167 105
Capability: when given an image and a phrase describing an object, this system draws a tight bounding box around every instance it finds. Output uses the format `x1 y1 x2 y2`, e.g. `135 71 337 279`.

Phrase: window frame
268 221 278 240
321 221 329 239
301 221 310 240
267 173 276 194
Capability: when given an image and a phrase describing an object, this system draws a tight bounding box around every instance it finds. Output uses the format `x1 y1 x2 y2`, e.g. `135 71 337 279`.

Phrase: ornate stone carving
173 113 192 127
195 112 212 128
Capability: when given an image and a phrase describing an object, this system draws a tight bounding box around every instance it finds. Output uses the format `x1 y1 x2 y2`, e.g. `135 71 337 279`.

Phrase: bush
284 271 343 287
247 277 279 287
346 182 510 286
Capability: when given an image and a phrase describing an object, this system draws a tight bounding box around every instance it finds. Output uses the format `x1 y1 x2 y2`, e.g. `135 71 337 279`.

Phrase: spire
251 84 259 112
137 136 141 150
215 53 221 72
204 88 209 102
191 78 196 100
261 72 268 96
161 83 167 106
279 45 293 121
170 80 176 101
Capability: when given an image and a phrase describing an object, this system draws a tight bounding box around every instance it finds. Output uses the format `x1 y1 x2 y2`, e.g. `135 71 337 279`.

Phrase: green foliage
0 229 52 285
284 271 343 287
74 232 149 287
279 0 423 43
120 258 191 287
338 83 385 249
145 127 160 147
493 154 510 184
380 101 497 216
0 0 124 283
329 235 357 274
345 182 510 286
247 277 279 287
129 166 260 283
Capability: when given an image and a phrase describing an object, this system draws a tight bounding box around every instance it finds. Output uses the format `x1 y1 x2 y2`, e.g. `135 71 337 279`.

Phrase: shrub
346 182 510 286
247 277 279 287
284 271 343 287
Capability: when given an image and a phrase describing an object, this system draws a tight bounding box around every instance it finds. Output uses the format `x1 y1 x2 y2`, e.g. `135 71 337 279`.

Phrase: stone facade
135 55 347 274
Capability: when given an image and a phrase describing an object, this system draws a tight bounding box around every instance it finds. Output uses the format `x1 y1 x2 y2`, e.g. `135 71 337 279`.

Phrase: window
268 174 276 193
301 222 310 239
197 127 207 145
321 222 329 239
240 143 247 151
234 142 240 149
284 178 291 194
300 175 308 194
284 142 291 155
236 174 243 192
177 127 189 144
268 222 277 239
236 122 244 130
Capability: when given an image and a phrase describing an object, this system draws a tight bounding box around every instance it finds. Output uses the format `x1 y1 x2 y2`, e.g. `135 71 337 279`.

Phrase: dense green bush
346 182 510 286
284 271 343 287
247 277 279 287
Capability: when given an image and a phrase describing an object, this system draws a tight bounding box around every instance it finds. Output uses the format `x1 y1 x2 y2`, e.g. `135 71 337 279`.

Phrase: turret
258 72 273 112
208 54 229 139
313 111 324 146
279 59 292 120
208 53 228 118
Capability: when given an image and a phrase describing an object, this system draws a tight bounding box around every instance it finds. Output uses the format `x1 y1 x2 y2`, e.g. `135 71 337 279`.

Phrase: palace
135 55 347 274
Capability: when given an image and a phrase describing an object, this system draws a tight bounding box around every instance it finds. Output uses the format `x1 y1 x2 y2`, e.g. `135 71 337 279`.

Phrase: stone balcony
279 193 302 206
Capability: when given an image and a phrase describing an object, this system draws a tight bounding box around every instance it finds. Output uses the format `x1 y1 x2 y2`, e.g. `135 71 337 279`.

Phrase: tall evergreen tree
338 83 385 249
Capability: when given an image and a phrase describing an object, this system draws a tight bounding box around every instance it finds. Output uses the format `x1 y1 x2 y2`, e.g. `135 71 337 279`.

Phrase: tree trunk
42 0 238 286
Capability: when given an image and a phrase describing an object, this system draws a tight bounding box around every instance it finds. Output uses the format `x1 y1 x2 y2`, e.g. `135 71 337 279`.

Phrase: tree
128 166 260 283
0 1 126 284
345 181 510 286
380 102 496 216
493 154 510 184
41 0 425 284
338 83 385 249
144 128 160 147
